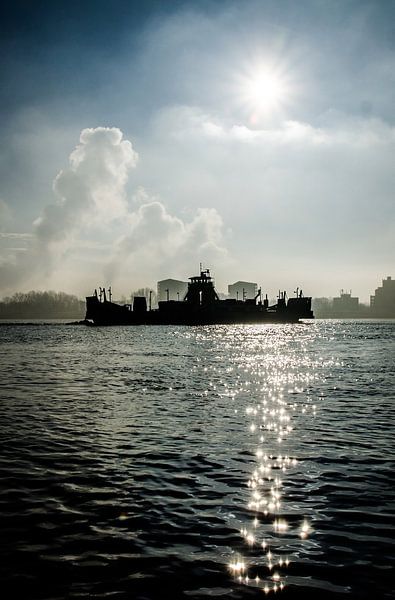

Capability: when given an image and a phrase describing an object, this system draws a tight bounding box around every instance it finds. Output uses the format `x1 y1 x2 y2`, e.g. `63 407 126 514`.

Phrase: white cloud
34 127 138 244
105 198 229 287
0 128 139 294
154 104 395 149
0 126 230 296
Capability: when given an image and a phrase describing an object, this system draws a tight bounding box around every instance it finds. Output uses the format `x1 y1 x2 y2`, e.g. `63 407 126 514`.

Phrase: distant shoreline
1 317 394 326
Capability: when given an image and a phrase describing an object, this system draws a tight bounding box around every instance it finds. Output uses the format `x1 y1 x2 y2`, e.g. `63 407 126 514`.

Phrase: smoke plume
0 127 229 295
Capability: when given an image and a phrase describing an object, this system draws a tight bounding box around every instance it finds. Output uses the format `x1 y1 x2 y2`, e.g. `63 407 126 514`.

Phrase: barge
85 269 314 325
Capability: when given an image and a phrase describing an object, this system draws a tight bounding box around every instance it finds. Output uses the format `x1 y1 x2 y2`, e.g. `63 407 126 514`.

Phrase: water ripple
0 320 394 599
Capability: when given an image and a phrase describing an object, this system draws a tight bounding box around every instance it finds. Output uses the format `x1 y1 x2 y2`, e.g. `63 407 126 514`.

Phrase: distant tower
370 276 395 317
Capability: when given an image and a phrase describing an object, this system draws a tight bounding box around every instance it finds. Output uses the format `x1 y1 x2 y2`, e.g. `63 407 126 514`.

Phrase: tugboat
85 269 314 325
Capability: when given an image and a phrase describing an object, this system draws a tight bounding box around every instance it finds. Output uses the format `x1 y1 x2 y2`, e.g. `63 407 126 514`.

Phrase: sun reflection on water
225 325 323 595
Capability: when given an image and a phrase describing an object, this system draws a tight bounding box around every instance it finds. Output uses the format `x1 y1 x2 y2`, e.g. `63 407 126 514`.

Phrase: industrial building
157 279 188 302
332 290 360 317
228 281 258 300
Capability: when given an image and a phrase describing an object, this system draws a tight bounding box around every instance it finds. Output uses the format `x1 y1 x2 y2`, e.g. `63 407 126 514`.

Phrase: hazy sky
0 0 394 301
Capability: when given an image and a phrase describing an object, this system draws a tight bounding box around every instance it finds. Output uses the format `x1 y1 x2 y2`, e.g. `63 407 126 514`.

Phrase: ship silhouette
85 269 314 325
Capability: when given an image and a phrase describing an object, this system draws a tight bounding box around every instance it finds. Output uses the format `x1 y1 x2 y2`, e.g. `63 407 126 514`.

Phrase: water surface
0 320 394 599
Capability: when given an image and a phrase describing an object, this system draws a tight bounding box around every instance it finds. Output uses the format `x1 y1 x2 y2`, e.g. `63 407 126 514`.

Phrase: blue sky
0 0 394 300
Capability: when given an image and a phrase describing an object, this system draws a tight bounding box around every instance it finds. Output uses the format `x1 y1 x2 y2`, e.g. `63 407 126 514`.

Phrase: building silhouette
228 281 257 300
157 279 188 302
370 276 395 317
313 276 394 318
332 290 359 317
312 297 333 318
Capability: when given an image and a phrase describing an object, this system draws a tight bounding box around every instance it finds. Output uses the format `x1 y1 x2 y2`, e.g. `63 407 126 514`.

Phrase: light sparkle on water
226 325 320 594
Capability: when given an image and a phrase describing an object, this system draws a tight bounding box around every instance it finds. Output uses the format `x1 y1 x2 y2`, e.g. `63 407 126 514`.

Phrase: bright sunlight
235 60 292 124
246 69 286 110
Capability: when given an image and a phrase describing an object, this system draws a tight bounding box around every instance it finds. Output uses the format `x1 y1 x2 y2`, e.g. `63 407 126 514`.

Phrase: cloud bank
34 127 138 244
0 127 229 295
1 109 393 300
106 202 228 285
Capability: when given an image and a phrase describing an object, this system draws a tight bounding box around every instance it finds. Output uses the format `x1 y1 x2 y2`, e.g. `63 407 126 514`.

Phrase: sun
246 69 285 110
236 61 292 124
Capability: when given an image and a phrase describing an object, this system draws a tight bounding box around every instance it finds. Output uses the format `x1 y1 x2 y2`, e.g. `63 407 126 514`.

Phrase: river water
0 320 394 599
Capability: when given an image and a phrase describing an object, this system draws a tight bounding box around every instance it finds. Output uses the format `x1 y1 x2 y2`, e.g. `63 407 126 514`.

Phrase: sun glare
246 70 285 110
236 60 292 124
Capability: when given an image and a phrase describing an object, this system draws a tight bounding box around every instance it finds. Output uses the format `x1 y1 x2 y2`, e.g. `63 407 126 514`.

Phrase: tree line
0 291 85 319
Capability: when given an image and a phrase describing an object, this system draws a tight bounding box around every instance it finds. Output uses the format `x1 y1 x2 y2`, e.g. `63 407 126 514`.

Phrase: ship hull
85 270 314 326
85 297 313 326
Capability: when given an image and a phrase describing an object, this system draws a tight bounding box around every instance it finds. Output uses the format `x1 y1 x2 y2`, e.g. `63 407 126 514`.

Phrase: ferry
85 269 314 325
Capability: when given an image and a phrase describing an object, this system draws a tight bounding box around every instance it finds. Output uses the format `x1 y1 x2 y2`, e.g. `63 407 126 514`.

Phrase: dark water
0 320 394 599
